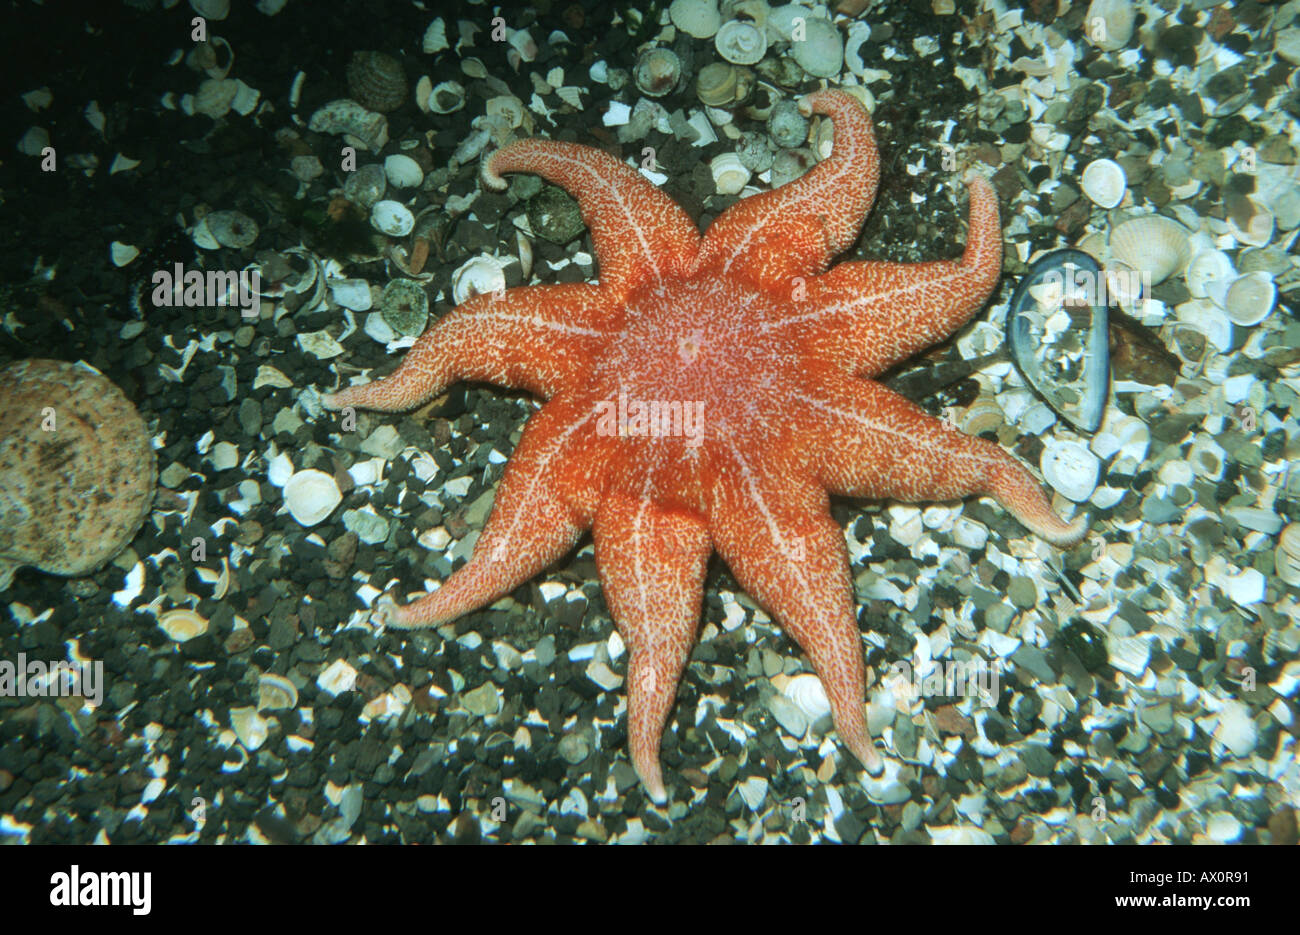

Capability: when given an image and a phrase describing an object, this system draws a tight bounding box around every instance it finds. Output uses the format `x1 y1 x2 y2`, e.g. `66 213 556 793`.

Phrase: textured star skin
320 90 1086 804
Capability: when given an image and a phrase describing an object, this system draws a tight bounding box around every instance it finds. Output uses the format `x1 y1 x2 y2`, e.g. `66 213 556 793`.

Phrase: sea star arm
695 89 879 290
592 491 711 804
483 140 699 294
796 378 1087 546
793 175 1003 378
377 394 612 627
321 283 613 412
708 442 884 774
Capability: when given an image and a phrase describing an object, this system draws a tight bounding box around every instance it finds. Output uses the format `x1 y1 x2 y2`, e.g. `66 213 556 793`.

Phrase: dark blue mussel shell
1005 248 1110 433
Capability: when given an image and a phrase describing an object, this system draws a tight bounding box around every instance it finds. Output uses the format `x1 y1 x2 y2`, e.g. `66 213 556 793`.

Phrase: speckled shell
346 51 408 114
0 359 156 589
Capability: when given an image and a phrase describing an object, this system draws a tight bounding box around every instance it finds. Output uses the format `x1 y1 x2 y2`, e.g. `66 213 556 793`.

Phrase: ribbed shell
1108 215 1191 284
346 51 407 114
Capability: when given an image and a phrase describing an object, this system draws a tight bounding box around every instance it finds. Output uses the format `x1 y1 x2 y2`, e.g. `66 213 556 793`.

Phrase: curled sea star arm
483 140 699 293
789 175 1002 378
696 88 879 290
321 283 613 412
797 378 1088 547
377 394 613 628
592 490 711 804
708 442 883 774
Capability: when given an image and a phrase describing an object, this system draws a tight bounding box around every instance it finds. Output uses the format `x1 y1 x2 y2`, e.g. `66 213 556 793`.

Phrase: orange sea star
320 89 1086 803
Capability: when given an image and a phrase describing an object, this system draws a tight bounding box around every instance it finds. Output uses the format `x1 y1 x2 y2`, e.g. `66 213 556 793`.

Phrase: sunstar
316 89 1085 802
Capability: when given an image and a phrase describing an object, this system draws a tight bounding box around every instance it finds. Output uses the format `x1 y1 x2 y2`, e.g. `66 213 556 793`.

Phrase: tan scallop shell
1108 215 1191 284
0 359 156 590
158 609 209 642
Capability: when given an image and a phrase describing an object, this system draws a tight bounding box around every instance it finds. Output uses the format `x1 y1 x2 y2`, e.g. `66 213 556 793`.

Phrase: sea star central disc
318 89 1086 804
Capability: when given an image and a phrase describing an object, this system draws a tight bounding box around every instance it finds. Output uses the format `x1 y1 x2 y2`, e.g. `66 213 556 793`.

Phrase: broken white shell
229 706 269 751
1108 634 1150 677
317 659 359 697
307 98 388 152
959 398 1004 435
185 35 234 79
282 469 342 526
190 78 238 118
190 0 230 20
783 673 832 722
110 242 139 267
328 278 372 311
1212 701 1257 758
258 673 299 711
1228 198 1275 248
451 255 507 305
1081 158 1126 208
1185 249 1235 301
1176 298 1233 354
427 80 467 114
485 95 526 129
1103 261 1144 309
422 18 449 54
1091 414 1149 463
414 75 433 113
